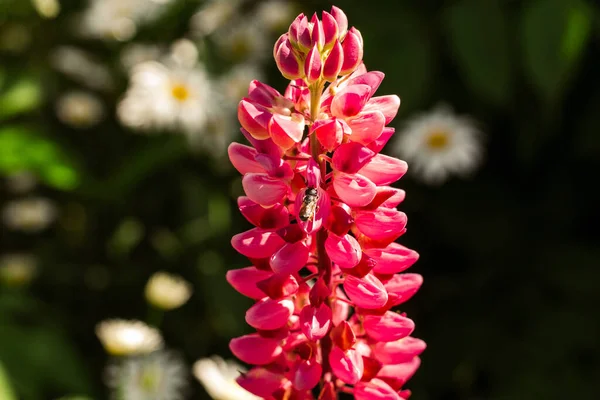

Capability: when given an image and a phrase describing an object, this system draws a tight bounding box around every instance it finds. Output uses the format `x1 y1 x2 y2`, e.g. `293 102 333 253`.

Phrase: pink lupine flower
227 6 424 399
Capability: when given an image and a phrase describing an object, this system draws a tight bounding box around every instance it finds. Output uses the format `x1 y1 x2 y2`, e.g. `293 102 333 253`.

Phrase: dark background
1 0 599 399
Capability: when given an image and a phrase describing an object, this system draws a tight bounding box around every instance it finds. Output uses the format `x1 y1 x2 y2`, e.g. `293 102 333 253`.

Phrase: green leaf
0 76 43 121
0 361 17 400
443 0 512 105
521 0 592 102
0 126 80 190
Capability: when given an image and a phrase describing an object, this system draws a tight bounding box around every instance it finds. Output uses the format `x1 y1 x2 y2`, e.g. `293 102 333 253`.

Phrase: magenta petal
373 337 427 364
343 273 388 309
275 39 302 80
380 187 406 208
354 208 407 242
332 142 376 174
247 80 282 107
238 197 289 230
365 243 419 275
246 298 294 330
226 266 273 299
347 110 385 145
367 127 395 154
293 359 322 391
236 368 285 398
254 153 294 180
238 99 271 139
230 334 283 365
330 6 348 38
384 273 423 306
323 39 343 81
354 378 402 400
345 71 384 95
228 143 264 175
231 228 285 258
242 173 288 207
325 233 361 269
269 113 305 150
333 172 376 207
270 241 309 276
240 128 283 159
331 84 372 118
363 311 415 342
305 158 321 187
364 95 400 125
377 357 421 388
328 347 364 385
304 44 322 84
359 154 408 186
340 28 364 75
299 303 332 340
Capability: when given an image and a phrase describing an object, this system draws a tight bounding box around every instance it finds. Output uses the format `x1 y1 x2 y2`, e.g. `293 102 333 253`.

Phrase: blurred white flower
190 0 242 38
254 0 295 32
193 356 260 400
217 64 263 106
2 197 57 232
0 254 37 287
393 105 484 185
96 319 163 356
56 91 104 128
213 19 269 63
121 43 163 71
117 60 212 139
78 0 174 41
51 46 113 91
32 0 61 19
5 171 37 194
145 272 192 310
106 350 187 400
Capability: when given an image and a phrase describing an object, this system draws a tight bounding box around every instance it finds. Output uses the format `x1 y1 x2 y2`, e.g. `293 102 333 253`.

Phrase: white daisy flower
2 197 57 233
106 350 187 400
145 272 193 310
95 319 163 356
189 0 243 38
5 171 37 194
394 105 484 185
56 91 104 128
193 356 260 400
117 60 212 139
0 253 37 287
78 0 174 42
51 46 114 91
217 64 263 106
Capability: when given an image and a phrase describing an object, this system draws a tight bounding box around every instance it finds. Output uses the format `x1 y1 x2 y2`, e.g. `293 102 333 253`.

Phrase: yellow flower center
426 130 450 150
171 84 190 102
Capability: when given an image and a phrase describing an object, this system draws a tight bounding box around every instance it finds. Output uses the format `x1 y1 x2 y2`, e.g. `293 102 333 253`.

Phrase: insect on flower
298 187 318 221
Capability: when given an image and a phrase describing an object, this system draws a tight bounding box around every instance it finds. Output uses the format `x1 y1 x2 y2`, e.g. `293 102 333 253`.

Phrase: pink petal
238 197 289 230
359 154 408 186
238 100 271 139
354 208 407 243
332 142 375 174
226 266 273 299
293 359 322 391
240 128 283 159
229 334 282 365
373 337 427 364
242 173 288 207
331 84 372 118
313 118 343 152
354 378 402 400
299 303 332 340
305 158 321 187
364 95 401 124
340 28 364 75
379 187 406 208
325 233 362 269
326 204 353 236
246 298 295 330
328 347 364 384
345 71 384 95
384 273 423 306
254 154 294 180
231 228 285 259
270 241 309 276
228 143 264 175
322 39 343 81
367 127 395 153
333 172 376 207
365 243 419 275
364 187 405 210
269 113 305 150
321 11 338 48
377 357 421 389
343 273 388 309
247 80 282 107
275 39 302 80
304 44 322 84
347 110 385 145
332 289 350 326
236 368 285 398
363 311 414 342
330 6 348 38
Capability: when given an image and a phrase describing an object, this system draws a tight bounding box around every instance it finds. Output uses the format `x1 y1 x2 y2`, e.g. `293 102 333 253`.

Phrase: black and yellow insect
299 187 318 221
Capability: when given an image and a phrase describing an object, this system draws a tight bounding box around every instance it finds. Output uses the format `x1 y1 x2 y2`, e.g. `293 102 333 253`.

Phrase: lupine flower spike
228 6 425 399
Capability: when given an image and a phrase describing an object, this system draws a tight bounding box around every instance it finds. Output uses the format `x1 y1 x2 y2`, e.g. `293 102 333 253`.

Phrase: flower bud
322 39 343 81
321 11 339 50
330 6 348 39
340 27 364 75
275 39 303 80
310 13 324 50
304 44 322 84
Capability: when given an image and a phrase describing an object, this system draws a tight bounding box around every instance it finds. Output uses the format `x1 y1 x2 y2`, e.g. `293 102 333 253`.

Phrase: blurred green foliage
0 0 599 399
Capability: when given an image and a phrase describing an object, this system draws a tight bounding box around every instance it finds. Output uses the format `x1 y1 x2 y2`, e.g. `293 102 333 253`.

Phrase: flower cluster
227 6 425 399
